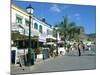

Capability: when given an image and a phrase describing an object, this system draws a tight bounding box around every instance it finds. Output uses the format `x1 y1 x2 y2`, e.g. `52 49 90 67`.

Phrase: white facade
11 4 55 63
11 4 53 42
33 17 53 42
11 4 40 36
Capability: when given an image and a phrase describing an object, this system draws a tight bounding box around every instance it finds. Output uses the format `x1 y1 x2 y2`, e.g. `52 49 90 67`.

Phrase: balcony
11 23 40 37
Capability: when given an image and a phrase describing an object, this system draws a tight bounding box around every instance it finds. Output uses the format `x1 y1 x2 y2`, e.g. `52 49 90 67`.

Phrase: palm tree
68 22 80 41
53 16 69 50
53 16 81 49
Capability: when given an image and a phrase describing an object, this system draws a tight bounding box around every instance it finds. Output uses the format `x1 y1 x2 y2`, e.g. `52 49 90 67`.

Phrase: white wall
33 17 52 36
11 4 53 37
11 6 29 26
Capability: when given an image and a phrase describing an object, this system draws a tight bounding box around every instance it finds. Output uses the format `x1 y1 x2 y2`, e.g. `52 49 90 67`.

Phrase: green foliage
67 44 71 48
38 47 43 54
34 47 43 54
56 17 80 41
53 16 81 48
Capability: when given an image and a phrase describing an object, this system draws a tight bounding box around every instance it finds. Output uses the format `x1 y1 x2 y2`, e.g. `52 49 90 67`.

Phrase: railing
11 23 40 36
11 23 54 39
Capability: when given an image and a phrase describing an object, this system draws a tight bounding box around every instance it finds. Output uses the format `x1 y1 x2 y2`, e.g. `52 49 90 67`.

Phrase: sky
11 0 96 34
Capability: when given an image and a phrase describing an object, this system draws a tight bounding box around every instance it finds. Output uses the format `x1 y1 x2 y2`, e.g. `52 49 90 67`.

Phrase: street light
55 27 58 56
26 4 34 66
26 5 34 14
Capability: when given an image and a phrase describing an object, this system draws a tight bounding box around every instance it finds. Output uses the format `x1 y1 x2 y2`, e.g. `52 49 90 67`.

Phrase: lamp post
26 5 34 66
55 27 58 56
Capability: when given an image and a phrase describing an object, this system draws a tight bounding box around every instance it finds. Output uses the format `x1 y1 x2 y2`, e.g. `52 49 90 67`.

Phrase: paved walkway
11 53 96 74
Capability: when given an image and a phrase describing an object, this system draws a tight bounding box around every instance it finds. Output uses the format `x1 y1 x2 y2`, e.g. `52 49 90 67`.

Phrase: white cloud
49 4 72 13
61 5 72 10
74 13 81 20
50 4 61 13
74 13 80 17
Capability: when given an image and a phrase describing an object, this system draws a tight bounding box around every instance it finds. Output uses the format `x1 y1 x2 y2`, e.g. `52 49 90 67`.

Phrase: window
47 29 49 35
34 23 38 29
47 29 52 35
16 15 22 24
39 25 42 33
25 20 29 26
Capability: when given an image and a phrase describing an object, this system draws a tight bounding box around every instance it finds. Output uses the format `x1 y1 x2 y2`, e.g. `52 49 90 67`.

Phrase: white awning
39 36 46 42
38 33 46 42
58 41 64 43
46 42 56 46
46 35 56 40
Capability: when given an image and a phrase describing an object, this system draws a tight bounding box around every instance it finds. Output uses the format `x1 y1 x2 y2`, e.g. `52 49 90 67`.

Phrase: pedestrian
19 56 22 67
78 43 81 56
82 42 85 52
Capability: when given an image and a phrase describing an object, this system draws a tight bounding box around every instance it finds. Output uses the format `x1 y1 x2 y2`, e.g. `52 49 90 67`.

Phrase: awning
39 37 46 42
46 42 56 46
57 41 64 43
39 34 46 42
11 31 26 40
11 31 39 40
46 35 56 40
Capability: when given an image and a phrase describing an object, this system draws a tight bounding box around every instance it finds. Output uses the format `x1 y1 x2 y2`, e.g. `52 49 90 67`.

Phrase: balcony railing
11 23 54 41
11 23 40 37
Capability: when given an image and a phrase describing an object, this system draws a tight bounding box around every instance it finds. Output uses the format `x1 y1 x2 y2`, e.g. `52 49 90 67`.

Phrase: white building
11 4 55 64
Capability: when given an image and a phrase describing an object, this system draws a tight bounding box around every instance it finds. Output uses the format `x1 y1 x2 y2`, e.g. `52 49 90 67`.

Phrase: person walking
78 43 81 56
81 41 85 53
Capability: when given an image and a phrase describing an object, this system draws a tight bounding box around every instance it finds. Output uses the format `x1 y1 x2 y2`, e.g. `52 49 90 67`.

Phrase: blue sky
12 0 96 34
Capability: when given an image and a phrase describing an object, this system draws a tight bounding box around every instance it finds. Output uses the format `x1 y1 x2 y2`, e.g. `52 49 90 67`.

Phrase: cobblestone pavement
11 51 96 74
